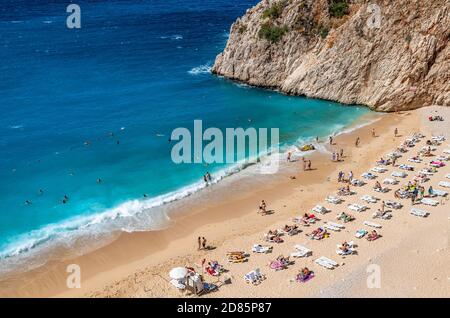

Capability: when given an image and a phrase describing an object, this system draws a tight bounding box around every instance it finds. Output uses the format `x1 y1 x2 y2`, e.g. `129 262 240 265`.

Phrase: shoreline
0 109 380 278
1 106 449 297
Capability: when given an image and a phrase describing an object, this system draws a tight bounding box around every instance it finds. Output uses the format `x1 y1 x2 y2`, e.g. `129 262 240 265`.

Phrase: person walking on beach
203 174 208 185
392 156 397 167
329 136 333 145
372 128 376 137
197 237 202 250
287 152 291 162
259 200 267 214
348 171 353 182
340 149 344 158
394 128 398 137
206 172 212 183
338 171 344 182
355 137 360 147
307 160 312 171
302 157 306 171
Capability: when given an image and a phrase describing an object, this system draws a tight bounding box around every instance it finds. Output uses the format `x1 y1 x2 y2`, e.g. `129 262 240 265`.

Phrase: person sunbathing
374 181 382 190
367 230 379 241
339 242 350 252
297 267 313 281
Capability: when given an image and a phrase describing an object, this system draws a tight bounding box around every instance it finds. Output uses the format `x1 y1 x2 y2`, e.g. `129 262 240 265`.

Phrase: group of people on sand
331 149 344 162
337 170 353 183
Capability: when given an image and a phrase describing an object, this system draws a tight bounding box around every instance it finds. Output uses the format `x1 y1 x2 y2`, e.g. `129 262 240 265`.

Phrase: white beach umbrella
169 267 188 280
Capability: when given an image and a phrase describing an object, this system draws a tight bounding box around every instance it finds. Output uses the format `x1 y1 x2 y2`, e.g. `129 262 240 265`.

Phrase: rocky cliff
212 0 449 111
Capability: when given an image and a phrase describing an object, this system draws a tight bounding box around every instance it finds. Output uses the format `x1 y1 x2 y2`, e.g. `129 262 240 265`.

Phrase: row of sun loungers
348 203 369 213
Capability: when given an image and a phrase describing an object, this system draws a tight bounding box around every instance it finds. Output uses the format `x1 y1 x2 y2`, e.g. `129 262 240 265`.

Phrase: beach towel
296 271 315 283
410 208 429 217
421 198 438 206
315 256 338 269
439 181 450 188
361 195 378 203
363 221 382 228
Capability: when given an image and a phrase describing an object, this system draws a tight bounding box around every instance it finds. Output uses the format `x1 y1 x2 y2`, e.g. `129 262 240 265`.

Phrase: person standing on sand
355 137 360 147
392 156 397 167
348 171 353 182
202 237 207 250
372 128 376 137
198 237 202 250
287 152 291 162
340 149 344 158
329 136 333 145
307 160 312 171
394 128 398 137
302 157 306 171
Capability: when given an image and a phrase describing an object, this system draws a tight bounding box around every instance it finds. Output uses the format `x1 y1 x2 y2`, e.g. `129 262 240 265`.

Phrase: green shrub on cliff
258 22 288 43
262 1 287 20
329 0 349 18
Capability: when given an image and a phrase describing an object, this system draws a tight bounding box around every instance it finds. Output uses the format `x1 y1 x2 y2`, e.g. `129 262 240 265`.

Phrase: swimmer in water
97 178 102 184
25 200 32 205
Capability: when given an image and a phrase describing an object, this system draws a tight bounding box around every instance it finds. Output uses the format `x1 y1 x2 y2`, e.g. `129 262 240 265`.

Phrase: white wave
8 125 24 129
160 34 183 40
188 63 212 75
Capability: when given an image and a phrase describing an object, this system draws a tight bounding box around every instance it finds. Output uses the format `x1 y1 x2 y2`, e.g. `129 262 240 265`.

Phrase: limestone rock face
212 0 449 111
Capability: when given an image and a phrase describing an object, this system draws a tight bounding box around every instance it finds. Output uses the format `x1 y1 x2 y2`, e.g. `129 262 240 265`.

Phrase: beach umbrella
169 267 188 280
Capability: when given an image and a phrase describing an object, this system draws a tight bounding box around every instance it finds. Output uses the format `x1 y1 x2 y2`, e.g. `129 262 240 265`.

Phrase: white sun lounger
383 178 399 185
385 200 402 209
363 221 382 228
408 158 422 163
326 196 343 204
439 181 450 188
348 203 368 213
437 156 450 161
421 198 438 206
410 208 429 217
446 174 450 179
444 150 450 155
324 223 341 232
328 222 345 229
374 186 389 193
371 167 387 173
361 195 379 203
355 229 367 238
392 171 407 178
350 179 366 187
315 256 338 269
399 164 414 170
252 244 272 254
290 245 312 258
362 172 377 179
432 189 447 197
312 205 330 214
336 241 357 255
420 169 434 175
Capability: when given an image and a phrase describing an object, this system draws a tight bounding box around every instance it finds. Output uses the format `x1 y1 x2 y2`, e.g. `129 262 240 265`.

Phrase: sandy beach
1 106 449 298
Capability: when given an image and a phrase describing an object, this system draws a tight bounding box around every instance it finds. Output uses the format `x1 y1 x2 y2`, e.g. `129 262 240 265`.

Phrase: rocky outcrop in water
212 0 449 111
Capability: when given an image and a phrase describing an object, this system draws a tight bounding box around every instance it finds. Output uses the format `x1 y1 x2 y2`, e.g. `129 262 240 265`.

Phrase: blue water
0 0 371 268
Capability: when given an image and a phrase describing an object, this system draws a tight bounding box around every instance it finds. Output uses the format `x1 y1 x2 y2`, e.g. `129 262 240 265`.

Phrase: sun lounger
372 167 387 173
444 150 450 155
372 211 392 220
324 223 341 232
252 244 272 254
326 196 343 204
436 155 450 161
430 161 445 168
363 221 382 228
421 198 438 206
336 212 355 223
244 269 265 285
408 158 422 163
362 172 377 179
410 208 429 217
399 164 414 171
431 189 447 197
350 179 366 187
446 174 450 179
392 171 407 178
336 241 357 255
348 203 368 213
385 200 402 209
361 195 379 203
312 205 330 214
290 245 312 258
383 178 399 185
315 256 338 269
374 186 389 193
355 229 367 238
439 181 450 188
420 169 435 175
